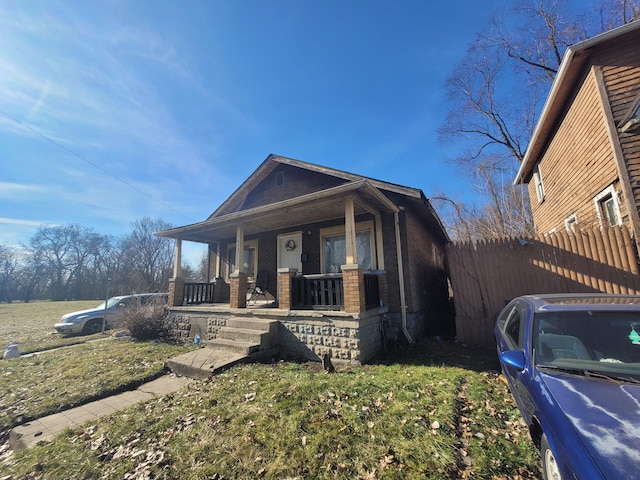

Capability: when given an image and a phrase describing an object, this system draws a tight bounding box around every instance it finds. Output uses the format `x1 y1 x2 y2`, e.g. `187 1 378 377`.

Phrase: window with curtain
323 230 372 273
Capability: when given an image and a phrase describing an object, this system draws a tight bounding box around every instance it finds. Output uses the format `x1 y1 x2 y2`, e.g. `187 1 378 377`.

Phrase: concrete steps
166 317 279 379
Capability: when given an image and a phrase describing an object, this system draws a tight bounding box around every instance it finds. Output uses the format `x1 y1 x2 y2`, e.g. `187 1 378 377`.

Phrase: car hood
541 371 640 479
60 308 102 321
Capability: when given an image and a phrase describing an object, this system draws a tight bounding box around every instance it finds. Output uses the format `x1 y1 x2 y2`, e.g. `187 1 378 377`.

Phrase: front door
277 232 303 294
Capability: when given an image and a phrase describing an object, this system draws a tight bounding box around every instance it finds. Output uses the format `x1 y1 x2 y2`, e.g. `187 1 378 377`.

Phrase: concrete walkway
9 374 194 451
8 346 251 451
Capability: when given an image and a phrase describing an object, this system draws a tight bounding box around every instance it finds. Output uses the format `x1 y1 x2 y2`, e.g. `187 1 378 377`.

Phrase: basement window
594 186 622 227
565 214 578 233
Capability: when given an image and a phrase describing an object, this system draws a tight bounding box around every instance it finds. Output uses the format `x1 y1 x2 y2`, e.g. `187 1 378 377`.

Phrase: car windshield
534 311 640 381
95 297 123 310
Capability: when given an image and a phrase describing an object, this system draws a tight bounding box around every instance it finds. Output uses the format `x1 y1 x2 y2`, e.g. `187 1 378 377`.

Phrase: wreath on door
285 239 297 251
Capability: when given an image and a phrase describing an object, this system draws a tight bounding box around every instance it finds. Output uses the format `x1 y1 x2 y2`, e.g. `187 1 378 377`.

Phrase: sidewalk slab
9 374 193 451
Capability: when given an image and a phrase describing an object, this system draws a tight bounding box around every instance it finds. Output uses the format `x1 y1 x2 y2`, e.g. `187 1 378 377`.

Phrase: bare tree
121 217 174 293
438 0 640 240
0 244 19 302
28 224 110 300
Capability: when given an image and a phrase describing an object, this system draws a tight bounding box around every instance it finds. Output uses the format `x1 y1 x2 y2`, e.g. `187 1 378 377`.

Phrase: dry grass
0 300 100 354
0 302 542 479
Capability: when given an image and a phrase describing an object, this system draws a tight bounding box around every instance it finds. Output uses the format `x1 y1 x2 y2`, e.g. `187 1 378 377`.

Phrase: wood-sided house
157 154 450 363
515 21 640 255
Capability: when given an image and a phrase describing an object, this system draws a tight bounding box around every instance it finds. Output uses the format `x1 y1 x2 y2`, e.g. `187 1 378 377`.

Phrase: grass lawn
0 302 542 479
0 300 102 354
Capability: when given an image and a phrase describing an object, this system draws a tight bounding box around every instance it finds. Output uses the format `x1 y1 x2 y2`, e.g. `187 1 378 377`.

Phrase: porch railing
183 282 215 305
291 273 381 311
292 274 344 310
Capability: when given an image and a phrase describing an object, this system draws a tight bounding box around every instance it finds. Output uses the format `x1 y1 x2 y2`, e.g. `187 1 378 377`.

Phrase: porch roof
156 180 400 243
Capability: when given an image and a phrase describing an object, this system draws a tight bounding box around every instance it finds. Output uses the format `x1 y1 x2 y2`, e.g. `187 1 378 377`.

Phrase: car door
499 301 537 422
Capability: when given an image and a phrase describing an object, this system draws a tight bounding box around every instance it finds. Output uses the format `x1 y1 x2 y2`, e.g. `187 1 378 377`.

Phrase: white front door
277 232 303 294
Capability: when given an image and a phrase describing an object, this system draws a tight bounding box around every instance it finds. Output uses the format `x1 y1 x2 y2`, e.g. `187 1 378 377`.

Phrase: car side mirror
500 350 526 371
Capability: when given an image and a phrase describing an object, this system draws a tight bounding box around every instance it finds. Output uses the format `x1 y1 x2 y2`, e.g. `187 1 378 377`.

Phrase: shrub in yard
117 304 169 341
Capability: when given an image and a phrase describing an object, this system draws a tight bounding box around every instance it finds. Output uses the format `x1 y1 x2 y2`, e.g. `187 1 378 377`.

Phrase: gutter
394 209 413 344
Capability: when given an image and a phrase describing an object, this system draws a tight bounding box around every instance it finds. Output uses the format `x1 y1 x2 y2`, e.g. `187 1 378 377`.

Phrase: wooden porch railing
291 273 381 311
292 274 343 310
183 282 215 305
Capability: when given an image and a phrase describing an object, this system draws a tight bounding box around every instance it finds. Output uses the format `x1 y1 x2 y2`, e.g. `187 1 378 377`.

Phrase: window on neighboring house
565 214 578 233
594 186 622 227
533 163 545 202
619 92 640 133
275 171 285 187
320 221 375 273
227 239 258 280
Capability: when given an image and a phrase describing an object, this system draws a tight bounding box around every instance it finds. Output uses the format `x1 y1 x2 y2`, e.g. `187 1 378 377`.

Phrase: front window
534 311 640 381
227 239 258 280
594 186 622 227
321 221 375 273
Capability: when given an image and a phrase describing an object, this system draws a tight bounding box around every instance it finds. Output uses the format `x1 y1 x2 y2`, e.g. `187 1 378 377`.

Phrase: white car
54 293 168 335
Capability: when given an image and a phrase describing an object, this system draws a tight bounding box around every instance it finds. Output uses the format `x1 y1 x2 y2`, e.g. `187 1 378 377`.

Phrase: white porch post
173 238 182 278
345 195 357 265
234 224 245 274
375 213 385 270
230 224 247 308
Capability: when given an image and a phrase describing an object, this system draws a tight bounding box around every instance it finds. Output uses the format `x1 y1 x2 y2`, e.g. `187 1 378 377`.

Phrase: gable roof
157 154 448 243
514 20 640 185
209 154 424 219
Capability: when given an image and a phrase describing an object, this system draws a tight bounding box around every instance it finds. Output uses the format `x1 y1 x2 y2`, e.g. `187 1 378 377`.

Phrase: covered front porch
160 180 403 317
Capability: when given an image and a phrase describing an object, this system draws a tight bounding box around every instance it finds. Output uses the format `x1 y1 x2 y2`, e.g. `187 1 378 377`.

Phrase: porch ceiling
157 180 399 244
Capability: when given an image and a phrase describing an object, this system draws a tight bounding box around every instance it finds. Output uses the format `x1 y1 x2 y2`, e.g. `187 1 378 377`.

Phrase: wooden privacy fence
446 226 640 347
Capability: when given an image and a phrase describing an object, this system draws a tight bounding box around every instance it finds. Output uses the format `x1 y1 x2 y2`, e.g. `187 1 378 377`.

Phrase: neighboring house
515 21 640 253
156 154 450 363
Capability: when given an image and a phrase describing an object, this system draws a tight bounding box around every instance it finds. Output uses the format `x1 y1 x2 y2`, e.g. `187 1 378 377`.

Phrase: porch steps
166 317 279 380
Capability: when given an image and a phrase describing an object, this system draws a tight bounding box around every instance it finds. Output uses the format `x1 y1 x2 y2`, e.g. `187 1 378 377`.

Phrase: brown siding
531 68 620 234
238 164 347 212
596 32 640 229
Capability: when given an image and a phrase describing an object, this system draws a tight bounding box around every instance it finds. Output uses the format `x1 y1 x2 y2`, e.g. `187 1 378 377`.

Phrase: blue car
494 294 640 480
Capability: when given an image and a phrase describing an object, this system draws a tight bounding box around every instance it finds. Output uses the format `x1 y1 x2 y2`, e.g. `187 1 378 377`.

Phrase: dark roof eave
156 180 400 243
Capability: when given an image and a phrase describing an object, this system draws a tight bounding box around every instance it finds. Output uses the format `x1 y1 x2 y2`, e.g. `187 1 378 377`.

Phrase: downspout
394 209 413 344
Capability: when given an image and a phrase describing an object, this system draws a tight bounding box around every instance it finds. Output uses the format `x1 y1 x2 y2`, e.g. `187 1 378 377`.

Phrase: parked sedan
54 293 168 335
494 294 640 480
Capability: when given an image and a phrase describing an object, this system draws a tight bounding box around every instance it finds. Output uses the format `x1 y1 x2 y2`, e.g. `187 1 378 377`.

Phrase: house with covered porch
156 154 450 364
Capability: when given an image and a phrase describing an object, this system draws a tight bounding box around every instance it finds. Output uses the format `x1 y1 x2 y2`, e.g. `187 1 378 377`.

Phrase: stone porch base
165 304 388 364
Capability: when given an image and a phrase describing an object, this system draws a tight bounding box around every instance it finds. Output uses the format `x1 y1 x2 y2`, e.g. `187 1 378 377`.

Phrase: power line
1 109 198 223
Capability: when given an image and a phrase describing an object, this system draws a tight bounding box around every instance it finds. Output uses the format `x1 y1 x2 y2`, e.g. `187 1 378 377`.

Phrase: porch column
234 224 244 274
230 224 247 308
342 264 365 313
278 268 298 309
375 214 385 270
168 238 184 306
344 194 357 265
173 238 182 278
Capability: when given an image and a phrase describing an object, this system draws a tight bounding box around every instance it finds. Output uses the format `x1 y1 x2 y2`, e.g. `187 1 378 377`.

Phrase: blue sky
0 0 581 264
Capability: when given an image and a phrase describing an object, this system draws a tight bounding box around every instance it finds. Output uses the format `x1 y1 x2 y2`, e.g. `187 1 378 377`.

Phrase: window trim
320 220 376 273
593 185 622 227
564 213 578 233
533 163 545 203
